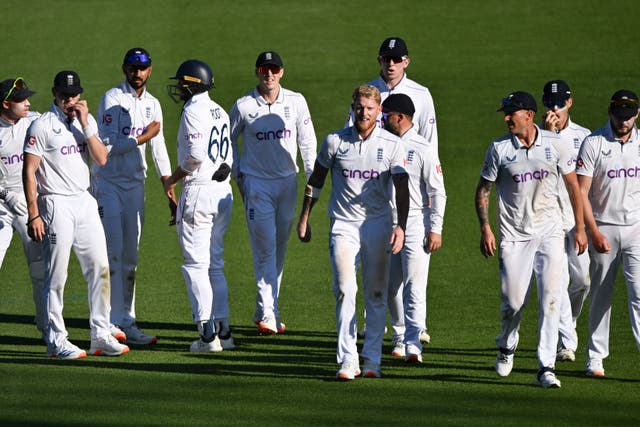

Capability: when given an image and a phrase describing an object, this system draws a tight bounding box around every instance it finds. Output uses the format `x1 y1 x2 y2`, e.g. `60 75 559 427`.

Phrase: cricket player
0 77 45 333
23 70 129 359
230 51 317 335
297 85 409 380
475 91 587 388
93 47 174 345
164 59 235 352
382 94 446 364
540 80 591 363
577 90 640 378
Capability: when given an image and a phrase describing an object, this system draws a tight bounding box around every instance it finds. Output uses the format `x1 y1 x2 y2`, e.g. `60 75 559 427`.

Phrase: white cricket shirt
177 91 233 186
94 81 171 188
0 112 39 191
481 125 574 241
230 86 317 180
318 126 405 221
24 102 98 196
346 74 438 149
577 122 640 225
401 127 446 234
552 119 590 231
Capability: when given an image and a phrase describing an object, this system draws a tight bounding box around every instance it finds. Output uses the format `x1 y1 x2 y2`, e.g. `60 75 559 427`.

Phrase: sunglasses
124 52 151 66
611 98 638 109
380 55 408 65
543 99 567 110
3 77 26 102
257 64 282 75
501 97 527 110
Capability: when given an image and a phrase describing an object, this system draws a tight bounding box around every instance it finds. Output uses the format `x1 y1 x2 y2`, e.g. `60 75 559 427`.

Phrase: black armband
392 172 409 231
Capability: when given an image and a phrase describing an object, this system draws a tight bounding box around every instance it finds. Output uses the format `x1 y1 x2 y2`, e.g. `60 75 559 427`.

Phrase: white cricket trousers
40 191 111 352
557 228 591 351
94 178 144 328
587 221 640 360
242 174 297 323
177 183 232 324
496 234 564 369
331 215 392 366
0 199 45 331
388 214 431 352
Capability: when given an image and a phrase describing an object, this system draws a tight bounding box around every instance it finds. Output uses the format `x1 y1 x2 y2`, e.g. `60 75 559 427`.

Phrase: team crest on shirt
49 233 57 245
545 147 552 161
573 138 581 149
377 148 383 162
284 106 290 119
145 107 151 119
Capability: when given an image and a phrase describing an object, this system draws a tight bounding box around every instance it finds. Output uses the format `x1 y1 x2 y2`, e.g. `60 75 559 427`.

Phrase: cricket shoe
49 339 87 360
537 369 561 388
495 350 514 377
190 335 223 353
336 360 361 381
123 325 157 345
405 344 423 363
363 360 382 378
419 330 431 344
257 315 277 335
215 319 236 350
391 340 405 357
586 358 605 377
90 335 130 356
556 347 576 362
276 320 286 334
110 324 126 343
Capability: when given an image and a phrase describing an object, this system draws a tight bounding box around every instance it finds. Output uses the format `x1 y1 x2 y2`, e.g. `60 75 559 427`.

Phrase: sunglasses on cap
500 97 527 110
257 64 282 75
379 55 408 65
3 77 26 102
124 52 151 66
611 98 639 109
543 99 567 110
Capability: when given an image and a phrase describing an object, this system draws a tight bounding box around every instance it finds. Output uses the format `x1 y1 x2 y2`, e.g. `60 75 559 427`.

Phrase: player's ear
565 98 573 109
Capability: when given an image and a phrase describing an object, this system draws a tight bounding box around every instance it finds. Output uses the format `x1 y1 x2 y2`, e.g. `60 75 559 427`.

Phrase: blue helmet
168 59 214 102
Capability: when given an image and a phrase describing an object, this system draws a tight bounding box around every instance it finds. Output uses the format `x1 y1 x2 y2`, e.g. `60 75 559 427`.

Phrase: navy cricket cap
0 77 35 102
123 47 152 67
382 93 415 116
255 51 283 68
543 80 571 102
610 89 639 120
53 70 83 96
497 91 537 114
379 37 409 57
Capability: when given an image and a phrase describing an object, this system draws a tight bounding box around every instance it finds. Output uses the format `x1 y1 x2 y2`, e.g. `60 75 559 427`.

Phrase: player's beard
355 116 376 136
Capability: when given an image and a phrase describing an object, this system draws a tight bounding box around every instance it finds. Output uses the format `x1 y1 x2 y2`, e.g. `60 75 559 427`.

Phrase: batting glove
3 190 27 216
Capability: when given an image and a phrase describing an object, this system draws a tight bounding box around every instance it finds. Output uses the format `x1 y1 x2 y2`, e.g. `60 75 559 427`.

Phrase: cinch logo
257 128 291 141
186 132 204 141
607 166 640 178
60 142 87 155
567 158 577 167
1 153 24 165
342 168 380 180
512 168 550 183
122 126 147 137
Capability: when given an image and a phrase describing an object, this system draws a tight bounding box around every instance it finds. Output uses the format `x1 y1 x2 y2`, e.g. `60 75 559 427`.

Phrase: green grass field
2 1 640 425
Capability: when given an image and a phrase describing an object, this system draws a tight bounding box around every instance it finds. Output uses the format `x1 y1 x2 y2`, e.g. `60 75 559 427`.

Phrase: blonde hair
352 84 381 105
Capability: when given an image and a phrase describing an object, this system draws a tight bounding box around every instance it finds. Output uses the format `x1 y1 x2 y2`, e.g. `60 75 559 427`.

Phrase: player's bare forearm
475 177 492 228
578 174 609 252
475 177 496 257
137 121 160 145
22 154 45 241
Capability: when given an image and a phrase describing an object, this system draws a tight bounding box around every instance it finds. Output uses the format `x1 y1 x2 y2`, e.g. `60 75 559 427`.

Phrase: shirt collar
122 80 147 98
510 124 542 149
604 121 639 143
253 85 283 106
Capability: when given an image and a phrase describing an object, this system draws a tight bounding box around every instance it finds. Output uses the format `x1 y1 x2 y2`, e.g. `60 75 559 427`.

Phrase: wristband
27 214 40 225
83 126 95 140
